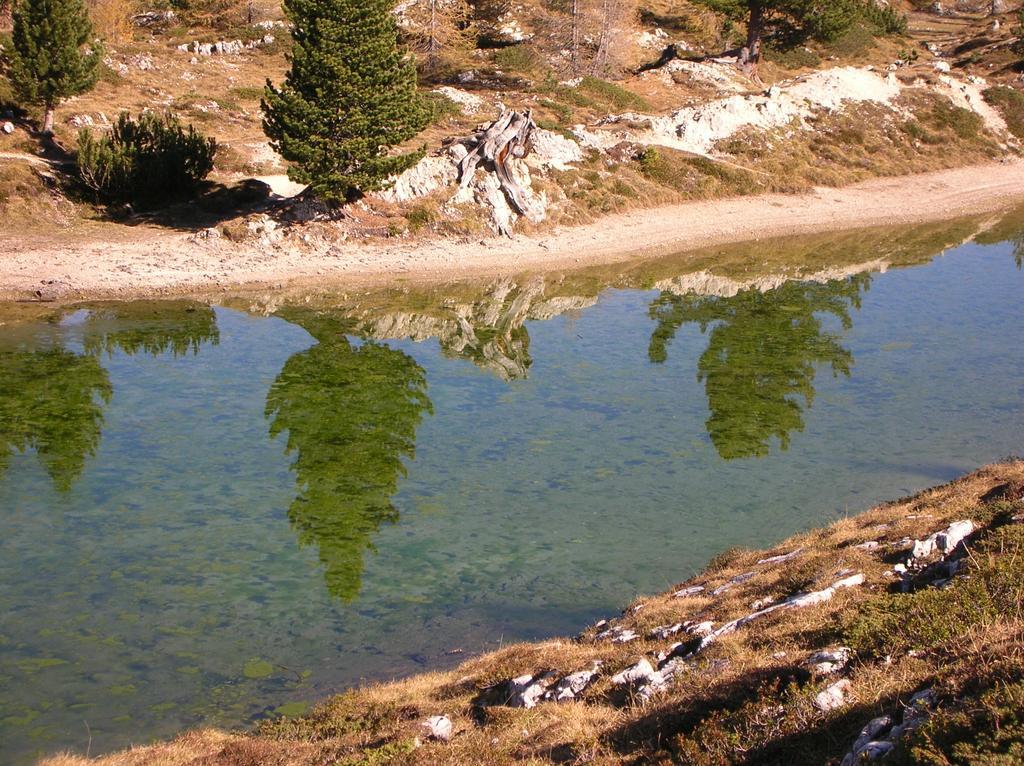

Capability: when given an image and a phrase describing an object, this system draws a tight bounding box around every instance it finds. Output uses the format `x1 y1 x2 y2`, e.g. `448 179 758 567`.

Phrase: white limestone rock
379 155 457 203
805 647 853 675
814 679 854 712
420 715 453 742
674 585 705 598
545 665 600 702
758 548 805 565
611 658 657 687
527 129 583 171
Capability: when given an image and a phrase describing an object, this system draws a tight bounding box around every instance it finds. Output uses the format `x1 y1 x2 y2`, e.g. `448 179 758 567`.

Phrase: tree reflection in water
266 312 433 601
0 302 219 491
649 276 871 459
81 302 220 357
0 346 112 492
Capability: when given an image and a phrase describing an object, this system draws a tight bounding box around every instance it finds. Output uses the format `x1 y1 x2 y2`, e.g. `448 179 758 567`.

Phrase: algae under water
1 217 1024 763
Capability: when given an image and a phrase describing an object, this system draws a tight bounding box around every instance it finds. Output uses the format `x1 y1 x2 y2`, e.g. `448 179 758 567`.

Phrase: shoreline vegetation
41 460 1024 765
2 159 1023 304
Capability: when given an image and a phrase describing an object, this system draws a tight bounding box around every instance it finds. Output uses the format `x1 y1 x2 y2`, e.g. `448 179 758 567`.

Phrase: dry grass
42 461 1024 766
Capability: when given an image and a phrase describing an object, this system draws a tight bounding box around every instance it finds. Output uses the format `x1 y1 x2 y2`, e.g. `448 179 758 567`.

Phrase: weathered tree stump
456 109 537 219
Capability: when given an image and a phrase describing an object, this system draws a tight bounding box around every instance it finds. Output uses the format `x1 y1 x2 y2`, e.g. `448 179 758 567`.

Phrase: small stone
855 541 880 550
546 665 600 702
649 623 684 640
851 715 892 753
420 715 452 742
814 679 853 712
805 647 853 675
855 741 894 761
905 688 937 719
833 573 866 590
934 61 952 73
936 521 974 554
757 548 804 565
2 121 13 134
508 674 550 709
712 571 755 595
611 658 657 687
674 585 705 598
686 621 714 637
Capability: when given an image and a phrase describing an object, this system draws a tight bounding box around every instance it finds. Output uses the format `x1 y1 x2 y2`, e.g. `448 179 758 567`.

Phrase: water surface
2 214 1023 763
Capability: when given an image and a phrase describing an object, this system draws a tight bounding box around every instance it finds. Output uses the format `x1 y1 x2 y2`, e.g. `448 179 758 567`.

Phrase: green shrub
493 44 545 74
983 86 1024 140
765 45 822 69
76 112 217 208
403 205 434 232
846 526 1024 658
422 91 462 123
859 1 907 36
579 77 651 112
924 100 984 140
890 680 1024 765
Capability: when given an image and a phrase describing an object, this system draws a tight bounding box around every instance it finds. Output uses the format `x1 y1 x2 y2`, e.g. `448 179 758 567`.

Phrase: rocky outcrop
577 68 903 156
176 36 275 56
839 688 938 765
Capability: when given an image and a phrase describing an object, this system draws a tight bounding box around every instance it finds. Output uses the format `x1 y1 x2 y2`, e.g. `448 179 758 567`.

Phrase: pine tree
263 0 431 203
9 0 102 135
691 0 868 72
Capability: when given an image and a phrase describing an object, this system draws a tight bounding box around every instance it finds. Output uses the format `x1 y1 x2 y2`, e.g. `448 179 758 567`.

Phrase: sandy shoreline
3 159 1023 302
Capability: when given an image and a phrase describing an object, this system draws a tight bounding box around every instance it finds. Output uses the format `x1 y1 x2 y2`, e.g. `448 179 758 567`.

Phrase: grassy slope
42 460 1024 765
3 2 1023 244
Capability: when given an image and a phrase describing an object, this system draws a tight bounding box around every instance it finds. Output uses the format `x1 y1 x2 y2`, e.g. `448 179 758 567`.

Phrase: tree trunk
42 106 55 135
570 0 581 74
740 3 764 81
456 109 538 234
746 4 764 61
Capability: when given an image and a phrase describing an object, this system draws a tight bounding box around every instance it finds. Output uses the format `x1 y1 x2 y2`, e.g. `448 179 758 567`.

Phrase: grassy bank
44 461 1024 765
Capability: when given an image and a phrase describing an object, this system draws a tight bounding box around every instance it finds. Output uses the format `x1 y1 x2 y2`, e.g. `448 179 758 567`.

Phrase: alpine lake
2 210 1024 764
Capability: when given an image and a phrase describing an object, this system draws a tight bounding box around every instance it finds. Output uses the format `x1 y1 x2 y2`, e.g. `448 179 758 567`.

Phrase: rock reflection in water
353 278 597 381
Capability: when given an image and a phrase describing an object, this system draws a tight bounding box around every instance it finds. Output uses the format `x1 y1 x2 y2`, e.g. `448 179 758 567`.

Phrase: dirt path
3 160 1023 301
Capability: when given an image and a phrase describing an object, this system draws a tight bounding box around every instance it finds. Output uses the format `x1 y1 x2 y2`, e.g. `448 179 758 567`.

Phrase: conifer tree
263 0 431 203
692 0 868 72
9 0 101 134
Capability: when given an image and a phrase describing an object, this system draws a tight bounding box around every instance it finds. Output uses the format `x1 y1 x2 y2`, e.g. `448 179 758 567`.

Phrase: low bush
891 679 1024 765
984 85 1024 140
846 525 1024 658
76 112 217 208
579 77 651 112
493 43 545 75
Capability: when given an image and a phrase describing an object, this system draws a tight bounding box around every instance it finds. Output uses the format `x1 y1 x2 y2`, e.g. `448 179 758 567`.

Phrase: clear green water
2 218 1023 763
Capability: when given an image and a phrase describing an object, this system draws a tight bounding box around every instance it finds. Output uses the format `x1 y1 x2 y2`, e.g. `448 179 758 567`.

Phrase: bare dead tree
401 0 473 73
456 109 537 225
565 0 638 77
